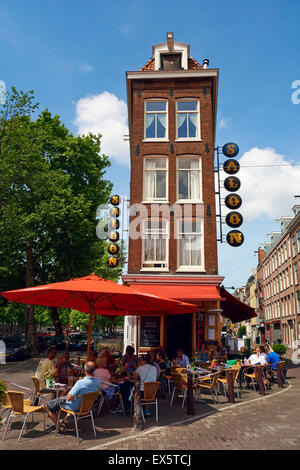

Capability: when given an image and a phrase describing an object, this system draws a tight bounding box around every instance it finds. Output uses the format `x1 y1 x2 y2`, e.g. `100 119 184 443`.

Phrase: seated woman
134 354 158 417
156 351 167 398
121 345 139 372
199 344 209 362
98 347 115 371
217 341 228 363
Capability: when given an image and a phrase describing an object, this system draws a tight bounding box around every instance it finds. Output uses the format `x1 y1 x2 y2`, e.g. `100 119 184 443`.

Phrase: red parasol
1 274 197 358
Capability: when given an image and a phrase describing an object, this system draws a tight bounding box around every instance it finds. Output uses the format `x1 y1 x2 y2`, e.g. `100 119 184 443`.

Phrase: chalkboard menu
140 316 161 348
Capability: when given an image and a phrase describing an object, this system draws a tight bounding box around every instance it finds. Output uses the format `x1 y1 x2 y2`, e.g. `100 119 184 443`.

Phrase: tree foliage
0 87 122 351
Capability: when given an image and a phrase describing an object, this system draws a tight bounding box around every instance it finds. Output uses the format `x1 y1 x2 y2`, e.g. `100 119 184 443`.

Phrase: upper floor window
145 100 168 140
297 229 300 252
176 219 204 270
143 157 168 202
176 100 200 140
292 235 296 257
142 219 169 270
177 157 202 201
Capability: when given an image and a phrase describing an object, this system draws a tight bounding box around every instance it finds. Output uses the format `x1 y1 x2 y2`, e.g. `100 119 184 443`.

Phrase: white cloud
219 118 231 129
74 91 129 166
79 63 94 73
221 147 300 219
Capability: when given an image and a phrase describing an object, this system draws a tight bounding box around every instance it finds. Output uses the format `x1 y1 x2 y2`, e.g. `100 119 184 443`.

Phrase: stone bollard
187 371 195 415
227 370 235 403
133 381 144 431
276 362 283 388
257 366 265 395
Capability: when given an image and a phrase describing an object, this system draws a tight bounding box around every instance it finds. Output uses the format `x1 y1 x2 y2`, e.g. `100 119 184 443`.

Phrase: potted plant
272 343 287 358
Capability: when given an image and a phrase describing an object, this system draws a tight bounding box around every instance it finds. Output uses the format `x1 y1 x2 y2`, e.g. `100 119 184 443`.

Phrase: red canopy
129 284 223 302
1 274 198 357
220 286 257 323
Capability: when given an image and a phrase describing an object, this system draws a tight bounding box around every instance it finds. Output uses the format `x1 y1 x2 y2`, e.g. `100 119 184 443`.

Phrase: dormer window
160 53 182 71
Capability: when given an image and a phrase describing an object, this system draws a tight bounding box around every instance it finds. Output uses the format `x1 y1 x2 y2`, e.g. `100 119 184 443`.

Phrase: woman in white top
134 354 157 417
247 346 267 365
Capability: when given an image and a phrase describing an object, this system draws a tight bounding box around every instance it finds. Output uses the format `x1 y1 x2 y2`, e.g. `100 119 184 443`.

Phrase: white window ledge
176 200 203 204
176 267 206 272
143 139 169 143
175 139 202 142
140 268 169 272
141 201 169 204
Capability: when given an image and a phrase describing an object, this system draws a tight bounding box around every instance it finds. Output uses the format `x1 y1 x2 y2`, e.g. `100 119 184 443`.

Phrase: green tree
0 88 113 352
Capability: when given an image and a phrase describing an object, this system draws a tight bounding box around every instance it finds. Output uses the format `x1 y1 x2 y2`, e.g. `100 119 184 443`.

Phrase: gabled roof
140 57 203 71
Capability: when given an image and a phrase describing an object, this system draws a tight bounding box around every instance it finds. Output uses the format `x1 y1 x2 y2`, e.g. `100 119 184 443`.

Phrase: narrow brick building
122 33 250 358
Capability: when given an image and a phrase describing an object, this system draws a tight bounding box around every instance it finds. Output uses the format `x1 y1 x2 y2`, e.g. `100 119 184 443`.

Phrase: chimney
203 59 209 69
167 32 174 52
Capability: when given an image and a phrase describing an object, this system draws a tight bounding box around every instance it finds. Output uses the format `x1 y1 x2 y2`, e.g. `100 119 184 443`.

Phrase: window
295 262 299 285
177 158 202 201
176 100 200 139
143 158 167 201
142 219 168 270
292 235 296 257
297 230 300 253
145 100 167 140
177 219 204 270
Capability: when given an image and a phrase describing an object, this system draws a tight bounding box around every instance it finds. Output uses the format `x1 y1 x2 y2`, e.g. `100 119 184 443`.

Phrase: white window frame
141 218 169 271
142 156 168 203
176 218 205 272
176 156 203 203
144 99 168 142
175 99 201 141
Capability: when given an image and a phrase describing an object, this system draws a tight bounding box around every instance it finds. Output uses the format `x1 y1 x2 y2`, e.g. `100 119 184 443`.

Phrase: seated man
45 361 100 430
174 348 190 368
55 352 74 385
95 355 131 413
264 344 281 381
35 346 57 389
217 341 228 363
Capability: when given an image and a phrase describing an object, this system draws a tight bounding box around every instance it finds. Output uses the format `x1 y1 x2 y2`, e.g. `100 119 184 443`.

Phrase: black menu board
140 316 161 348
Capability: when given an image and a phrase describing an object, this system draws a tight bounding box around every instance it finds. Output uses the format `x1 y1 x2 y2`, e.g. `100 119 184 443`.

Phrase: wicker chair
31 376 49 405
170 373 188 408
2 391 46 442
244 365 269 391
1 381 33 418
140 381 160 422
96 386 125 417
57 391 99 442
196 372 220 403
217 368 241 399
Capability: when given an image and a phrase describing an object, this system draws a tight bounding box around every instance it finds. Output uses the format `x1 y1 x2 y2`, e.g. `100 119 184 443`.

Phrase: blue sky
1 0 300 288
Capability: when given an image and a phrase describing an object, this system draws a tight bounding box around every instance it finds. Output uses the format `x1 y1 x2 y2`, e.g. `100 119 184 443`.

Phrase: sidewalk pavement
1 358 299 450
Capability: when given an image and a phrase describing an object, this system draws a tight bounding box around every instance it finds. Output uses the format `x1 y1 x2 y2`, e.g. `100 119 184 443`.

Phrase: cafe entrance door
166 314 192 360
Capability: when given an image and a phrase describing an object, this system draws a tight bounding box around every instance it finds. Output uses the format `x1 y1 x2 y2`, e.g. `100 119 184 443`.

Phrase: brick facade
127 76 218 274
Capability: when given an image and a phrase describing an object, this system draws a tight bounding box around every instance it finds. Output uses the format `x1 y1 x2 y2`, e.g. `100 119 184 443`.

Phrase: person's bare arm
66 392 75 401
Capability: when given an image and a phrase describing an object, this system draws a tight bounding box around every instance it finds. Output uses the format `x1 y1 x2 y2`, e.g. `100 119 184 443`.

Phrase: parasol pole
87 304 94 360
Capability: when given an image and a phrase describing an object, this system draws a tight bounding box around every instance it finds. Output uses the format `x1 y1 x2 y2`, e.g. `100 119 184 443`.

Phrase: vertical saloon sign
222 143 244 247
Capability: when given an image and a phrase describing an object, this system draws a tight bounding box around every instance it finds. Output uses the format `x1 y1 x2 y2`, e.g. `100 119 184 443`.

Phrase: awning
220 286 257 323
132 284 223 303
